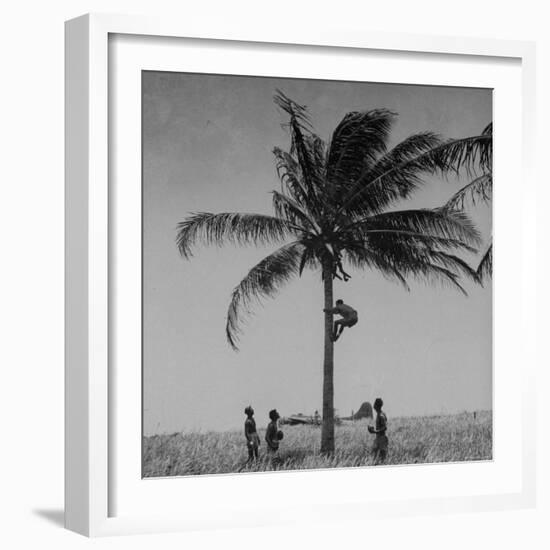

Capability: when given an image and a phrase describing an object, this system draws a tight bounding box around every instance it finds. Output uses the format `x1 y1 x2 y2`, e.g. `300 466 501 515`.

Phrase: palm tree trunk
320 261 335 454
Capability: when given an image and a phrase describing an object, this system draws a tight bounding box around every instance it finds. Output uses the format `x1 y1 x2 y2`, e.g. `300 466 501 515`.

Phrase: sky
142 71 492 435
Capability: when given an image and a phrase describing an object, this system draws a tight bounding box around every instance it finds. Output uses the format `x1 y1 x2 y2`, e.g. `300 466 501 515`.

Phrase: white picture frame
65 13 537 537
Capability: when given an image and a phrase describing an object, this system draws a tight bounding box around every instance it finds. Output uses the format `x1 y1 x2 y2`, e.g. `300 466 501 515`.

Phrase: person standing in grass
265 409 283 467
368 398 388 464
244 405 260 462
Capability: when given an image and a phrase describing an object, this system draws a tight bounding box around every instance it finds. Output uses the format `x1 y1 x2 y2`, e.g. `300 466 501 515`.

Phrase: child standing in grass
368 397 388 465
244 406 260 462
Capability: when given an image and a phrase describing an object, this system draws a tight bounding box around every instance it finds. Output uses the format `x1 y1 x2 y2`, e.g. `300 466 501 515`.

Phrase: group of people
243 398 388 467
244 406 283 464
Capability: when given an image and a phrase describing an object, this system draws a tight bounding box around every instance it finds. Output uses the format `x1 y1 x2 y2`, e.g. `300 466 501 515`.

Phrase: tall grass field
143 411 492 477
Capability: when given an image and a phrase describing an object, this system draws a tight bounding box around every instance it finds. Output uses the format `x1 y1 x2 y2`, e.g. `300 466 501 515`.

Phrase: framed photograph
65 13 537 536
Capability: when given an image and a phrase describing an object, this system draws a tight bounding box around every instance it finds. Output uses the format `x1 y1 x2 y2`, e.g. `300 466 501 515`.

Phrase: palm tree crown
438 123 493 281
176 91 481 350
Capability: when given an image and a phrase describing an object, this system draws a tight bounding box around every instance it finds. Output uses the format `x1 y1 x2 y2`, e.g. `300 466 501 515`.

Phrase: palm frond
356 230 477 283
343 208 482 247
350 228 477 253
305 134 327 175
428 250 479 283
345 241 469 294
372 132 443 173
336 130 491 218
338 133 443 217
326 109 395 188
272 147 323 217
407 261 468 294
429 127 492 176
176 212 296 259
476 242 492 282
298 247 319 276
273 89 312 129
445 173 492 210
226 242 305 350
273 147 304 197
274 90 324 201
344 246 411 290
271 190 319 233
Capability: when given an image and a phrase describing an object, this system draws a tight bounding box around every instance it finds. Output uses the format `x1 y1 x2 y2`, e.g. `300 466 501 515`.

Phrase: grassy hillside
143 410 492 477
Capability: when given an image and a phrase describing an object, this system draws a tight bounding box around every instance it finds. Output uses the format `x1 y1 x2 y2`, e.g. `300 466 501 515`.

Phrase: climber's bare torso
323 300 358 342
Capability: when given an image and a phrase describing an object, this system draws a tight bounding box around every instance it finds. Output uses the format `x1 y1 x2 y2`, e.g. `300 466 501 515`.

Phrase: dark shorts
338 317 358 327
372 434 388 452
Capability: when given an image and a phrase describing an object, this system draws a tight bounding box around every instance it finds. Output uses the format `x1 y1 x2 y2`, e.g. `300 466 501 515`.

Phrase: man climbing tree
323 299 359 342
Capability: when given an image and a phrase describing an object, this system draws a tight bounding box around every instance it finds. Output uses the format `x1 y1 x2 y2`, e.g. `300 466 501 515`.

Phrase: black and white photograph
3 0 547 545
142 72 493 477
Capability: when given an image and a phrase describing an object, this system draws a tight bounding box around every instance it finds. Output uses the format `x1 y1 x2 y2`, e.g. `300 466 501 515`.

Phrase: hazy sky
142 72 492 435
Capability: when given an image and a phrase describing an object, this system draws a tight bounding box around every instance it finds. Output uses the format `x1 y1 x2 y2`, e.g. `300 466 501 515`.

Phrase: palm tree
432 123 493 281
176 91 481 454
